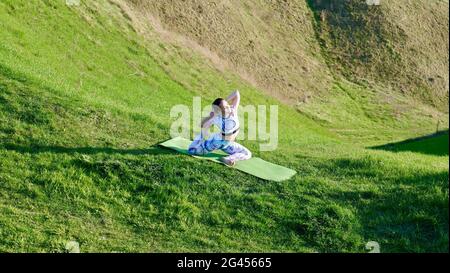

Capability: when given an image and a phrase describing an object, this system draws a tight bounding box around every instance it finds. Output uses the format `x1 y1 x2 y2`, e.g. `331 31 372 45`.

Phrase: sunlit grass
0 0 448 252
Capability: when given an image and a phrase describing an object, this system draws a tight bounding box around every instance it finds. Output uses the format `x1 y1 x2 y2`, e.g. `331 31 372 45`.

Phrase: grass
306 0 449 110
371 130 449 156
0 0 448 253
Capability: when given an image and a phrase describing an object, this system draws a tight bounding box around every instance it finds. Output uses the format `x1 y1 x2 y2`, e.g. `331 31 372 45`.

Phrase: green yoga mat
158 137 296 182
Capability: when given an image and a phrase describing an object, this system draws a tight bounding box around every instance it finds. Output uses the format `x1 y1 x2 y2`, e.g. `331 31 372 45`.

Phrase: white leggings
188 133 252 162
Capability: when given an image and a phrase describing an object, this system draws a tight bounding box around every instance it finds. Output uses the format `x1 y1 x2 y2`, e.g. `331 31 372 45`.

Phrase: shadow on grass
284 155 449 252
2 143 175 156
324 159 449 252
369 130 449 156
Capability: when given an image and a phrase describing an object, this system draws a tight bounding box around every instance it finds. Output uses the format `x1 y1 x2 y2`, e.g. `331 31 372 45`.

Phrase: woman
188 90 252 166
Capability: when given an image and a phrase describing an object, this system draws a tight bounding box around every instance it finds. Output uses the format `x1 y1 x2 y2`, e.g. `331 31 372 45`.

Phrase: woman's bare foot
220 157 235 167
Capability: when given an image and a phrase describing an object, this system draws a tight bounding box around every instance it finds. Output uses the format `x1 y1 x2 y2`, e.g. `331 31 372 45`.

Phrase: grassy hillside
0 0 448 252
129 0 333 104
127 0 449 142
308 0 449 110
372 130 449 157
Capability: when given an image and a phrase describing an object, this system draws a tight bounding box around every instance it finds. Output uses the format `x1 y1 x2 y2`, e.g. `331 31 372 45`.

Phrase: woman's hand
200 112 215 140
201 112 215 128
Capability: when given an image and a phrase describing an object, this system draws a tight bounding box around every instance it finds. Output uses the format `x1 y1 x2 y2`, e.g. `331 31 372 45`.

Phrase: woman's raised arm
226 90 240 109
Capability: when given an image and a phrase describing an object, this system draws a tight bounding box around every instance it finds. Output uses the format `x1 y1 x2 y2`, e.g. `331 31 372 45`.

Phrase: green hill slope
372 130 449 156
127 0 448 142
308 0 449 109
0 0 448 252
